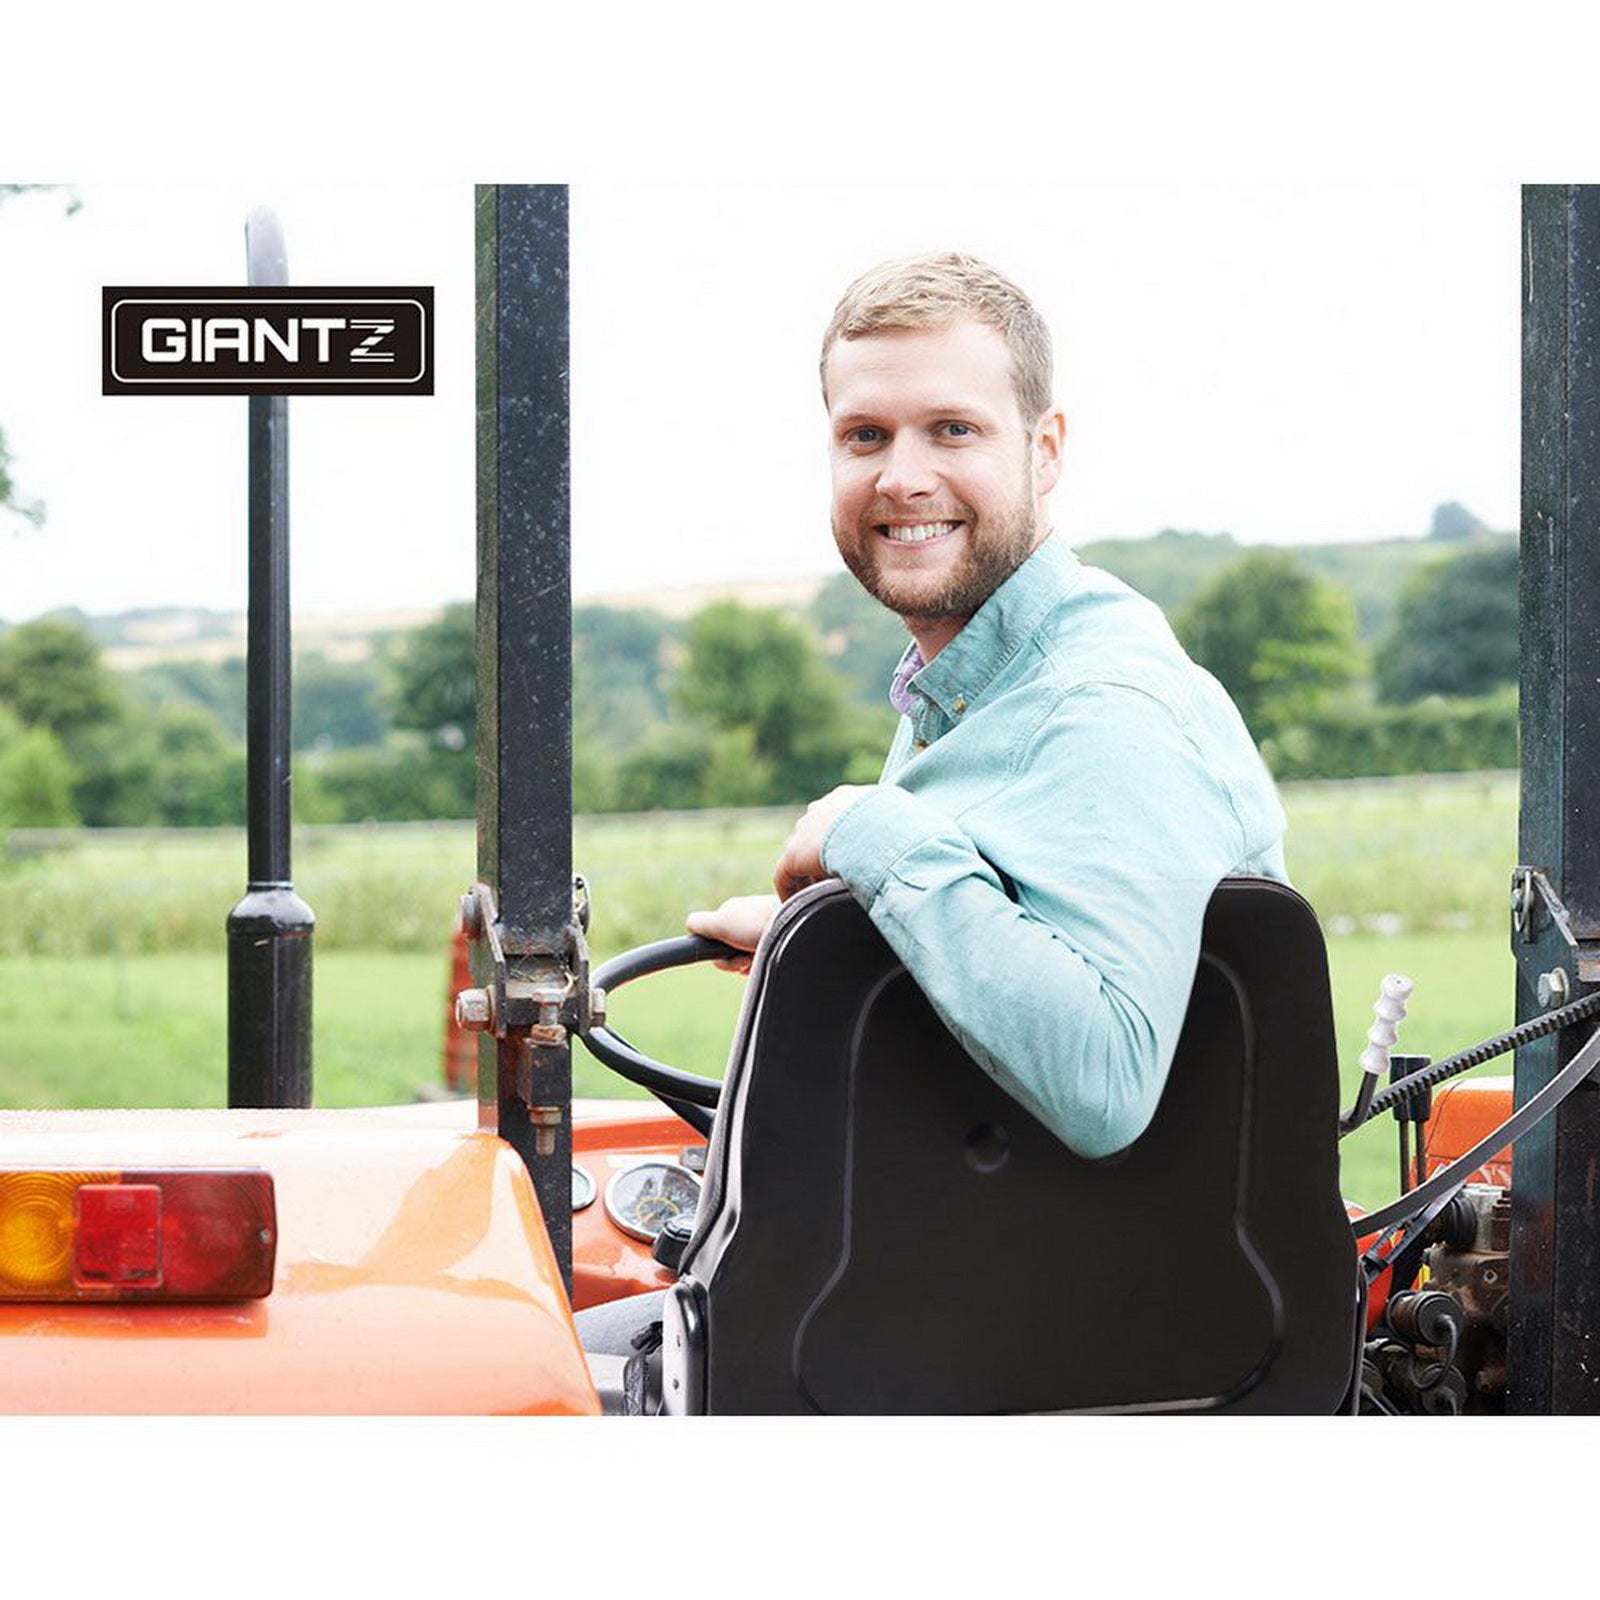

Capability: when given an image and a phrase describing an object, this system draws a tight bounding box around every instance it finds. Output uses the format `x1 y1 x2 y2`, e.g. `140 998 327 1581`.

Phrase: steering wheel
578 934 743 1136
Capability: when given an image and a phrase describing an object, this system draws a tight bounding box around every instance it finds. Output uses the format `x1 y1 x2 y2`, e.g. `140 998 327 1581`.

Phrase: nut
455 987 493 1030
1512 872 1536 941
1537 967 1571 1009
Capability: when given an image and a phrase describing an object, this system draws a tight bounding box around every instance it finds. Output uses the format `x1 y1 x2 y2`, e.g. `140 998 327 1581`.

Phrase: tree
808 572 911 710
70 703 246 827
0 428 43 530
307 741 473 823
125 656 248 741
1176 552 1364 740
0 185 77 532
1374 544 1518 703
389 603 475 744
574 606 672 712
1428 501 1489 542
573 604 675 761
675 601 887 803
0 617 122 745
0 185 79 215
293 651 389 750
0 708 78 827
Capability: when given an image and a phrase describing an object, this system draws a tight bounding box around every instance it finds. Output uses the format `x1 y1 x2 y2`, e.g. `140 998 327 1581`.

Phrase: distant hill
13 527 1518 670
1076 528 1517 643
576 576 827 621
12 605 451 670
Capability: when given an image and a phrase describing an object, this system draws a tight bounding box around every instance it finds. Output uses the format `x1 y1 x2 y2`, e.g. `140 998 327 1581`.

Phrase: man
687 252 1287 1159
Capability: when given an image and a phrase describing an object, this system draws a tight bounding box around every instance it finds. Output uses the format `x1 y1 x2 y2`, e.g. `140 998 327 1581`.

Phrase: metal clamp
455 880 601 1045
1510 865 1600 1080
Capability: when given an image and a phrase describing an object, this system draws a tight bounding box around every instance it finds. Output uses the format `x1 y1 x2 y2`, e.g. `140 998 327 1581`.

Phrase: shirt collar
888 643 925 714
896 534 1080 718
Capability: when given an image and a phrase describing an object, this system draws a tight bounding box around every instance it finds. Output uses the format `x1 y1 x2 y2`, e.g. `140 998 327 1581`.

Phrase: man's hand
773 785 877 901
685 894 780 974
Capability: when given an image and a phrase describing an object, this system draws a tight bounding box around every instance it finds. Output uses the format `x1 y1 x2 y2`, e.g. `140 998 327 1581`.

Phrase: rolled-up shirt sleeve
820 681 1252 1160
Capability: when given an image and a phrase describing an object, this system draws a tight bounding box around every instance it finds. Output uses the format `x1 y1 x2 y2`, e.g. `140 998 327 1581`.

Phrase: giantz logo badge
102 287 433 395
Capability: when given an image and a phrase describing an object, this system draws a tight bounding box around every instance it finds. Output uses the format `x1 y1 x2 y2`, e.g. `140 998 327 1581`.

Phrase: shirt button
952 696 968 714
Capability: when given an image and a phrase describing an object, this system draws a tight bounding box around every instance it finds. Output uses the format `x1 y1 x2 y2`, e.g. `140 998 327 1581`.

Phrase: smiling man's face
825 317 1064 654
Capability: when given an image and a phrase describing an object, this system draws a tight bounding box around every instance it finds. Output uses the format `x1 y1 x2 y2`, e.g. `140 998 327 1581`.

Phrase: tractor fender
0 1102 598 1415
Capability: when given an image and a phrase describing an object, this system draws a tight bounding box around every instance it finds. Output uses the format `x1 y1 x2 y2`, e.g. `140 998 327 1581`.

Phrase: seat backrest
660 878 1359 1414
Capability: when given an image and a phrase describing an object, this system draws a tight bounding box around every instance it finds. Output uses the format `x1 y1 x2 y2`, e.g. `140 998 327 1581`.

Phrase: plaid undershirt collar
888 642 925 715
882 535 1075 719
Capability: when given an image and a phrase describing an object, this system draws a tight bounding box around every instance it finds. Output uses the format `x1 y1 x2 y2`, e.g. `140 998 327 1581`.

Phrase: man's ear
1033 408 1067 495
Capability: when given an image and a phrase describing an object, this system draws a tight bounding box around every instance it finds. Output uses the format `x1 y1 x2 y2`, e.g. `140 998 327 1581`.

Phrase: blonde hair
821 252 1053 422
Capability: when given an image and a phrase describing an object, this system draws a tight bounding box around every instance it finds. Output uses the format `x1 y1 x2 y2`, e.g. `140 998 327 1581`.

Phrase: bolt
527 997 567 1046
531 1104 564 1157
590 985 607 1029
1537 967 1571 1009
459 888 485 938
455 987 493 1030
1513 873 1535 940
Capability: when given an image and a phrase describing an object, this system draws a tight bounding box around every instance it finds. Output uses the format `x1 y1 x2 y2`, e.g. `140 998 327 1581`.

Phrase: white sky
0 181 1519 625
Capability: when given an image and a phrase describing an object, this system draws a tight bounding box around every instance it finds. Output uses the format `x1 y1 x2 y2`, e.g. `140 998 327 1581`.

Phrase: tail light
0 1169 276 1302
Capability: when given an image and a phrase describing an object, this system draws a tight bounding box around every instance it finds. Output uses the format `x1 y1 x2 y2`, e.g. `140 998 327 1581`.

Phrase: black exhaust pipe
227 206 313 1109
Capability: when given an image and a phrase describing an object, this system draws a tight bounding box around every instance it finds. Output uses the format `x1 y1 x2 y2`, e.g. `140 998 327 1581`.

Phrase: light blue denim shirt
820 534 1288 1159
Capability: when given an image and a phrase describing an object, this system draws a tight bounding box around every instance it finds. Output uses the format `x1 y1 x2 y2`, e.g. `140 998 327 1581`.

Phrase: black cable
578 1024 723 1108
1338 1072 1380 1135
653 1092 714 1139
1355 1021 1600 1239
577 934 746 1111
599 1022 718 1135
592 934 741 991
1354 987 1600 1128
1411 1319 1459 1395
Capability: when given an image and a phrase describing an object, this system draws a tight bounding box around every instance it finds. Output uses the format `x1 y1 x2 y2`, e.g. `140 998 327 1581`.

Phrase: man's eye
846 426 885 445
939 422 975 438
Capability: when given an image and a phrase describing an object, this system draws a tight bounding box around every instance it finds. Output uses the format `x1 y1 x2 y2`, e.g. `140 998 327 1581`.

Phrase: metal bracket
1512 868 1600 981
1511 866 1600 1079
455 879 598 1044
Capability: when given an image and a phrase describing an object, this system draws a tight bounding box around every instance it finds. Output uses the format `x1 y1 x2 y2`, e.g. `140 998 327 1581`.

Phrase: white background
4 0 1596 1578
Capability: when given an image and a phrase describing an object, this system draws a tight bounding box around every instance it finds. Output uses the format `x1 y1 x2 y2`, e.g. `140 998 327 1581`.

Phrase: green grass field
0 773 1524 1211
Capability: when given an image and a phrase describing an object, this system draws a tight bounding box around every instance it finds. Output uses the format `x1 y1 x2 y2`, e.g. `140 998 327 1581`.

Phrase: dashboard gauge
571 1164 596 1213
604 1162 702 1244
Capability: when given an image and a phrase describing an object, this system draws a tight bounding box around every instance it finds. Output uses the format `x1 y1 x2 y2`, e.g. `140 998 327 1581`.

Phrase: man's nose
874 434 937 500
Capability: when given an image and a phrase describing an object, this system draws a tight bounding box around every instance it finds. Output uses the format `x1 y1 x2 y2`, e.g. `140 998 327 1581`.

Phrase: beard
833 496 1043 623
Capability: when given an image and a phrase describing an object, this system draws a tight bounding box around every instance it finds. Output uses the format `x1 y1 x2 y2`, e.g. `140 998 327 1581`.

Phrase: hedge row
1262 687 1517 781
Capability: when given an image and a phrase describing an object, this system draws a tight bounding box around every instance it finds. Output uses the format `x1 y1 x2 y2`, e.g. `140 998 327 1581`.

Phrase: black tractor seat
643 876 1359 1415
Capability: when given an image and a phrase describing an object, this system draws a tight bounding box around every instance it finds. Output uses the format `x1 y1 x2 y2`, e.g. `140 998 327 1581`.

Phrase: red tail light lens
0 1169 276 1302
76 1184 162 1285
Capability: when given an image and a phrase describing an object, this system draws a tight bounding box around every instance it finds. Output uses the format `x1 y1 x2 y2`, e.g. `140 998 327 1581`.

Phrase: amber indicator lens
0 1169 276 1302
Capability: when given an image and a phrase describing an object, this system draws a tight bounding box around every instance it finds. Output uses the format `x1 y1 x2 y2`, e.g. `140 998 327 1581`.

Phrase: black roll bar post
226 206 314 1110
1510 184 1600 1412
467 185 589 1292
